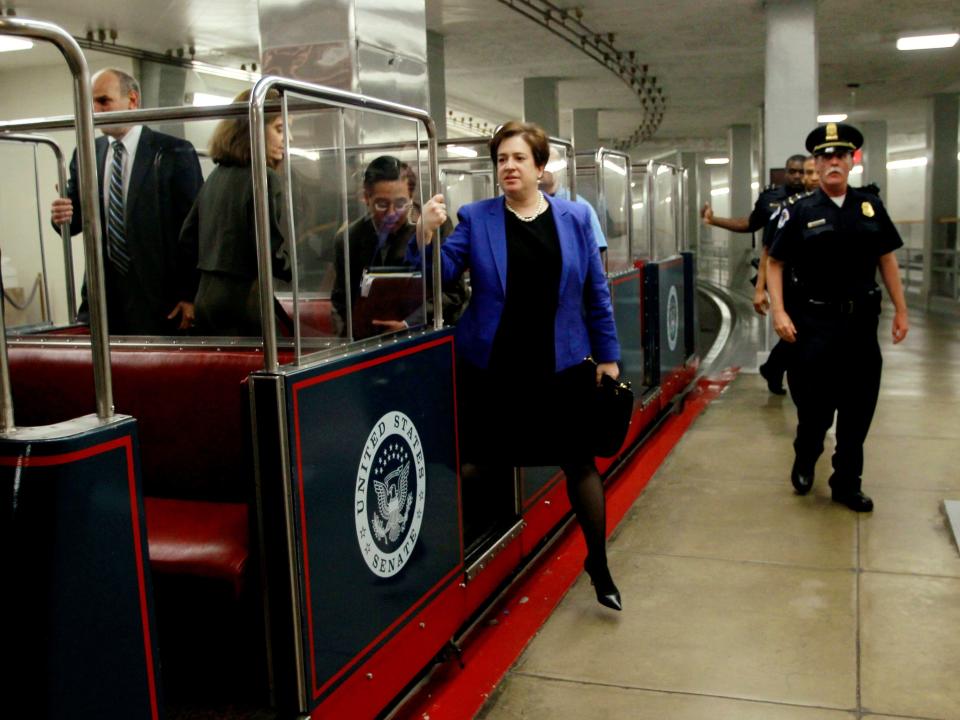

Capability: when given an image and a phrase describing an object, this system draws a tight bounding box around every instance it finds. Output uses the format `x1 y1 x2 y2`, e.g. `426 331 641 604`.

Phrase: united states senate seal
355 411 427 578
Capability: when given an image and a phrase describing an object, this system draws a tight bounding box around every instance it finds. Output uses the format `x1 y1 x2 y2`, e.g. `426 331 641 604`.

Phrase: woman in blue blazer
416 121 622 610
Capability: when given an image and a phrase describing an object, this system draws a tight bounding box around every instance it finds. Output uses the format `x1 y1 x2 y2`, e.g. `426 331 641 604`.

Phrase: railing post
0 17 112 419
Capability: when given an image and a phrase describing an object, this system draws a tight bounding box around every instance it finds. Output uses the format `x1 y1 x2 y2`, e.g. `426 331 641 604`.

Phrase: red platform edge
393 371 735 720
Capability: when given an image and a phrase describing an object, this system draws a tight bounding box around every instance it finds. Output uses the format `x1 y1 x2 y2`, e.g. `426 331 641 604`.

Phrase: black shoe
831 489 874 512
790 458 814 495
759 363 786 395
584 556 622 611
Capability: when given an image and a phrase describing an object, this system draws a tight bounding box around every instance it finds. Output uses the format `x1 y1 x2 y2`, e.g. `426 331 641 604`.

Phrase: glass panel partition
276 97 430 349
630 163 650 259
576 149 632 272
0 140 59 328
649 161 685 260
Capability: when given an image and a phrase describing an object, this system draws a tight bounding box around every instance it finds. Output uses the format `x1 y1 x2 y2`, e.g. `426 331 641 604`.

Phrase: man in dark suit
51 67 203 334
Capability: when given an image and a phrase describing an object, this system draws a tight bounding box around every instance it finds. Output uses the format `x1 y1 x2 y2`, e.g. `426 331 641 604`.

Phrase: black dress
458 204 593 466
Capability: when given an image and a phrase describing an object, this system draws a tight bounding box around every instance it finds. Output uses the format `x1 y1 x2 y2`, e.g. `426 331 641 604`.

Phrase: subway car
0 11 707 720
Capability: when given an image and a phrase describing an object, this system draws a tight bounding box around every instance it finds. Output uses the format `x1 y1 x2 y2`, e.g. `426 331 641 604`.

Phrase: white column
427 30 447 139
764 0 818 179
860 121 888 192
573 108 599 151
924 93 960 305
523 78 560 137
729 124 753 217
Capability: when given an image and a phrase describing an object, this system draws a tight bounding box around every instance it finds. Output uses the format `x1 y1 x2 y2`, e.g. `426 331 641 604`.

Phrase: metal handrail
0 17 110 428
0 133 78 320
248 76 441 373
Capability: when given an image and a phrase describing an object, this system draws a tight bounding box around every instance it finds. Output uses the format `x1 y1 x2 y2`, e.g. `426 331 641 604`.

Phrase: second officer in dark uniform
766 122 909 512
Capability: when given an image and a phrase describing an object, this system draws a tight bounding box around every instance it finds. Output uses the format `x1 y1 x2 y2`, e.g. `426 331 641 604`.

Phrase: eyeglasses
372 198 410 212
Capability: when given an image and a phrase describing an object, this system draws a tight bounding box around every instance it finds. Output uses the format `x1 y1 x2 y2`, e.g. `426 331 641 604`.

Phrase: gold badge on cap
826 123 838 141
862 201 875 218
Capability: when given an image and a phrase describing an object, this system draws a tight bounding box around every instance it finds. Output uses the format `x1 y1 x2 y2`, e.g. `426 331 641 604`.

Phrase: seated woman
179 88 290 336
331 155 466 338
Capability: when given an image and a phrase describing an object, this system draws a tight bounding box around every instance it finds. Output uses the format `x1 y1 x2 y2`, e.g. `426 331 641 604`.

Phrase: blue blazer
411 194 620 371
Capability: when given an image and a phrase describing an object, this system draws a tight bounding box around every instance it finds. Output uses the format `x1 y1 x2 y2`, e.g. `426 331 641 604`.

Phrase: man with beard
766 123 908 512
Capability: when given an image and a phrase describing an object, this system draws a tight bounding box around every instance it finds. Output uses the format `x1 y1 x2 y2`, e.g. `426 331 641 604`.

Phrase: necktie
107 140 131 275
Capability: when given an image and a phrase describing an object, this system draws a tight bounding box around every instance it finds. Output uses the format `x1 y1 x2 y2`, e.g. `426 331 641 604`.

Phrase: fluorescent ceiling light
897 33 959 51
191 92 233 107
288 148 320 162
632 202 645 209
704 157 729 165
710 187 730 197
0 37 33 53
446 145 478 158
655 164 671 175
887 157 927 169
603 159 627 176
817 114 848 123
544 159 567 173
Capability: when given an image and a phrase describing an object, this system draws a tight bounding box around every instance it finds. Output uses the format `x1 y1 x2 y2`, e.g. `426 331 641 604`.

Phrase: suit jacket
410 195 619 371
63 126 203 333
179 163 288 282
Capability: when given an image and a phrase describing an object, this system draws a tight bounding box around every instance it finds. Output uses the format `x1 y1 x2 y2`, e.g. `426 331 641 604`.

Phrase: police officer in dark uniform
755 157 820 394
766 123 909 512
701 154 806 393
701 154 807 238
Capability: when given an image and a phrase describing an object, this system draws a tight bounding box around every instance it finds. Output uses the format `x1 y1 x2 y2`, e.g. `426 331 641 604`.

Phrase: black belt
805 289 879 315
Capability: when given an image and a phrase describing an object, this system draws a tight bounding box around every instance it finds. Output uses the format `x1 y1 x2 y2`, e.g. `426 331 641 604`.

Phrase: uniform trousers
786 304 882 492
764 338 792 379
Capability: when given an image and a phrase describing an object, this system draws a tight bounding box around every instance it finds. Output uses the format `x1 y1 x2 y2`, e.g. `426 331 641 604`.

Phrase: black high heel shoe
584 556 622 611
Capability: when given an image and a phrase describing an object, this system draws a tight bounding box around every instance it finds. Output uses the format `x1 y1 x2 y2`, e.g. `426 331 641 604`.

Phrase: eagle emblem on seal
355 411 427 578
372 455 413 543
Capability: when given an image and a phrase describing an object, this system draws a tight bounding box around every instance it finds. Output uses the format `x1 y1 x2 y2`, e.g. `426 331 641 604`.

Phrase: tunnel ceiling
3 0 959 154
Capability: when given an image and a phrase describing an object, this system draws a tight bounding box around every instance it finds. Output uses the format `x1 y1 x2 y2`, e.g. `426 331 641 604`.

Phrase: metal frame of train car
1 21 700 717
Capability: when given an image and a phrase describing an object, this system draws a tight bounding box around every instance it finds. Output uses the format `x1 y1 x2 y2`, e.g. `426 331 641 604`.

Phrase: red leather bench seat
8 343 272 592
145 498 249 597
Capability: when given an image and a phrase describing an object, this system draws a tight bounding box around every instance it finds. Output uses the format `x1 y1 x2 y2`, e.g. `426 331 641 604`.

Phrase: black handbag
588 362 634 458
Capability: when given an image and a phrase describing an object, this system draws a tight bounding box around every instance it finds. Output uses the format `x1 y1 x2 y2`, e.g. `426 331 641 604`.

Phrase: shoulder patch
777 207 790 229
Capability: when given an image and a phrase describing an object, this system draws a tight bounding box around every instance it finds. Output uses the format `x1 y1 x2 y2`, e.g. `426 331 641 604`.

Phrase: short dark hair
489 121 550 168
208 88 281 168
785 154 807 167
363 155 417 196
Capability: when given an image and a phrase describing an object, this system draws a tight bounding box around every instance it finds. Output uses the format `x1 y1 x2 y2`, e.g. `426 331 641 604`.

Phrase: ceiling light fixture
446 145 479 159
887 157 928 170
897 33 959 51
704 157 729 165
190 92 233 106
817 114 848 123
0 37 33 53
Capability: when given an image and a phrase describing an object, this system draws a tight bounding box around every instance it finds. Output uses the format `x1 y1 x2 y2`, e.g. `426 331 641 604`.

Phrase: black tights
561 461 608 567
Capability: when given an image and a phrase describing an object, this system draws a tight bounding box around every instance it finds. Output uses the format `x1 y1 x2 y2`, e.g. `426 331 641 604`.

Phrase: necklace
505 191 546 222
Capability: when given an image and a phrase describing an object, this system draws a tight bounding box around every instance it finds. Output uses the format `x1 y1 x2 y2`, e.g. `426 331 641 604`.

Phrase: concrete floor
479 309 960 720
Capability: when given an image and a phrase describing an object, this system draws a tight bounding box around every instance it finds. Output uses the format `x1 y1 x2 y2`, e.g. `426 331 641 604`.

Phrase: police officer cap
805 122 863 156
